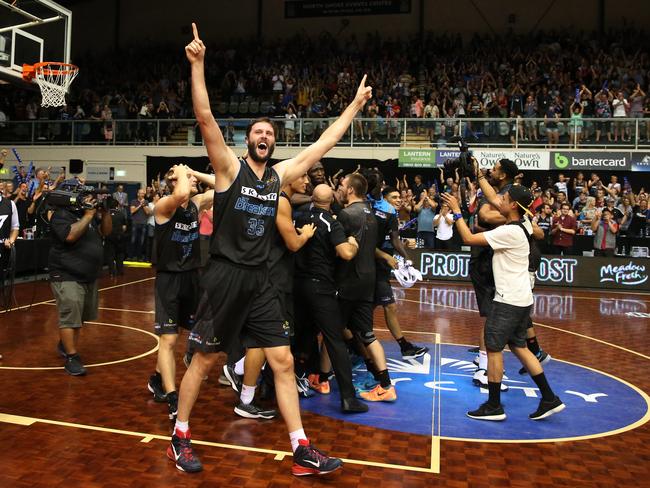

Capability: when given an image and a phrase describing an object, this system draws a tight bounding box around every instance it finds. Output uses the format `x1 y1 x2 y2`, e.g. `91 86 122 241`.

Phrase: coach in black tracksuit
293 184 367 413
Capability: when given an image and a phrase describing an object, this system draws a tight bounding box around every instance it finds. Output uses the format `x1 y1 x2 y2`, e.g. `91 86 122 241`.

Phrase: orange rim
22 61 79 80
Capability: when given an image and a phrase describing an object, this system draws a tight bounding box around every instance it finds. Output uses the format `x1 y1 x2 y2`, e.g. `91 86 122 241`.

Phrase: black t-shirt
336 201 377 301
210 159 280 267
48 208 104 283
13 197 31 232
155 200 201 272
629 206 648 235
372 206 399 280
294 206 347 287
268 193 294 291
108 209 127 239
536 215 553 242
0 197 12 241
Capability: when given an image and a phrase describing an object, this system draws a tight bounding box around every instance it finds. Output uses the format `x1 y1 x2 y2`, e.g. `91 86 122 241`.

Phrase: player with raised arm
167 23 372 476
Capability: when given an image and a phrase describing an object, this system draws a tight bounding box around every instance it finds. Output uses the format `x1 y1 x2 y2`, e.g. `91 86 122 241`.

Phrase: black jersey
268 192 294 290
0 197 12 242
294 205 348 286
336 200 377 301
371 202 399 281
155 200 201 272
210 159 281 266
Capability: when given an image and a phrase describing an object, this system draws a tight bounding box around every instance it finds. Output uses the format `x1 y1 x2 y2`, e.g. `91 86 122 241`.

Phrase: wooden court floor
1 267 649 487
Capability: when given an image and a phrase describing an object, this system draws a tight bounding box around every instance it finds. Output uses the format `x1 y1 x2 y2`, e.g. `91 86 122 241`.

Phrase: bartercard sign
473 149 550 171
551 151 631 170
411 250 650 290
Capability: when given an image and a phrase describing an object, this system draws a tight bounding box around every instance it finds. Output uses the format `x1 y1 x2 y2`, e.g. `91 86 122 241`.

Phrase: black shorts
339 298 375 344
469 247 495 317
188 258 289 353
277 290 295 337
374 278 395 306
154 270 199 335
484 301 532 352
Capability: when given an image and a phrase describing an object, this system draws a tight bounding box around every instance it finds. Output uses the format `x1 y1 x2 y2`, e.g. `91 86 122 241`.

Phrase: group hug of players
151 23 564 477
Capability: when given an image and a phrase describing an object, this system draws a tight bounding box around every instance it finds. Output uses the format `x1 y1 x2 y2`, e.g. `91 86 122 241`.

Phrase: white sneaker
472 369 509 391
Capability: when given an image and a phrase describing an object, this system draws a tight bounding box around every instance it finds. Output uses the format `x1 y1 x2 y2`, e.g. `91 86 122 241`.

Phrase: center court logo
300 343 649 442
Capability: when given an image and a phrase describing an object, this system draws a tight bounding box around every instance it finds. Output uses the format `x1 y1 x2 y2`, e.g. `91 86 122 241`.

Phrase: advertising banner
285 0 411 18
398 148 436 168
435 149 461 168
550 151 631 171
473 149 550 171
412 250 650 291
630 152 650 172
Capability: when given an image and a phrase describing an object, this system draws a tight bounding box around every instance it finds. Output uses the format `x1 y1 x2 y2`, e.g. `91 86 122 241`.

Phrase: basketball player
147 164 213 421
167 23 371 476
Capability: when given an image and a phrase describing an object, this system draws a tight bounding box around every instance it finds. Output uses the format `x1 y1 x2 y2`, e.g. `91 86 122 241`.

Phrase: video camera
45 180 114 211
443 137 475 180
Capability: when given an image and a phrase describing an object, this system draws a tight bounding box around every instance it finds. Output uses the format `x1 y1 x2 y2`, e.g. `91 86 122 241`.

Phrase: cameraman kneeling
49 194 111 375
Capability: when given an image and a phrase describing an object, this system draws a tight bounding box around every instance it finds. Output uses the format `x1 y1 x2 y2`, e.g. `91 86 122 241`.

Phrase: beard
247 140 275 164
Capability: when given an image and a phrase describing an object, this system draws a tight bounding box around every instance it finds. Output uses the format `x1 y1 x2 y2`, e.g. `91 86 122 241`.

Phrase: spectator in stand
534 203 554 254
398 189 414 225
113 184 128 216
106 199 127 277
568 102 584 147
414 190 437 248
629 198 649 238
616 195 634 255
412 175 426 202
578 196 597 234
523 94 538 142
551 203 576 255
594 89 613 143
553 191 568 212
554 173 569 197
145 194 158 262
588 173 603 197
572 172 587 199
591 208 619 256
611 90 630 142
544 101 560 148
198 206 213 267
433 202 454 250
572 191 589 214
129 188 151 261
608 175 621 194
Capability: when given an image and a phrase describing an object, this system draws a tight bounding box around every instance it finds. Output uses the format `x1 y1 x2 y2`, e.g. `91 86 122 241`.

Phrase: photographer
49 192 112 375
591 208 619 257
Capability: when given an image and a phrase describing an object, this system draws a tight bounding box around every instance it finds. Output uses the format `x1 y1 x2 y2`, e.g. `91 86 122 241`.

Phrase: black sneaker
529 396 565 420
64 354 86 376
467 402 506 421
292 439 343 476
147 374 167 402
56 340 67 358
341 397 369 413
519 350 552 375
233 402 278 420
401 343 429 360
167 391 178 420
167 428 203 473
223 363 242 394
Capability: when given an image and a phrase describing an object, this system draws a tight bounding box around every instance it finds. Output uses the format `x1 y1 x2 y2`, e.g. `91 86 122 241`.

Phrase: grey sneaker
233 402 278 420
223 364 242 394
64 354 86 376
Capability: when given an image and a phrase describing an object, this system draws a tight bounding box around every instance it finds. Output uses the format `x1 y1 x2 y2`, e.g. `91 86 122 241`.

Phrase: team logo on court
301 343 649 442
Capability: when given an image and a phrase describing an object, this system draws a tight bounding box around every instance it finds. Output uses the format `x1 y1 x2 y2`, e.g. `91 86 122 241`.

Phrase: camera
443 137 475 179
45 180 113 211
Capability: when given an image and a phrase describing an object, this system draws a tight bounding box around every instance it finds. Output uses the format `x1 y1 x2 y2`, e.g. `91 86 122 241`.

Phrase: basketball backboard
0 0 72 88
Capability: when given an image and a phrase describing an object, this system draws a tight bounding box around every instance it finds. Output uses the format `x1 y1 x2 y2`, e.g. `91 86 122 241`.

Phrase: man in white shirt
442 180 565 422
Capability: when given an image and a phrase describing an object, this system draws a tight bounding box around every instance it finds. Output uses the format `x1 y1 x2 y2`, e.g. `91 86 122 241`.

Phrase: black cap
508 184 533 212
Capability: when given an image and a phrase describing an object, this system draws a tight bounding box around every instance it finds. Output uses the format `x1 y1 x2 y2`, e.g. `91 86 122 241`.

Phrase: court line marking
0 412 438 473
41 302 154 314
396 296 650 361
431 333 441 473
0 321 159 370
0 277 156 314
436 341 650 444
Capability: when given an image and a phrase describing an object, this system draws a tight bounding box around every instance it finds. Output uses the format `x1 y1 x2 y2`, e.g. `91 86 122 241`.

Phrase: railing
1 117 650 148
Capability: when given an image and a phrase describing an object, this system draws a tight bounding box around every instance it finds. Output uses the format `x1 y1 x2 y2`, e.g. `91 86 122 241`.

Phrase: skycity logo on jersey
600 262 648 286
241 186 278 201
552 151 631 170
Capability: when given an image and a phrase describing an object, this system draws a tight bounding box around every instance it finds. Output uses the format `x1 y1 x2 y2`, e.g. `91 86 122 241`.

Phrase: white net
33 63 79 108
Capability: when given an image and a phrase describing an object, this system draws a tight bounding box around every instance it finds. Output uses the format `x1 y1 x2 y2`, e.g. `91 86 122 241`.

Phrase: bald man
292 185 368 413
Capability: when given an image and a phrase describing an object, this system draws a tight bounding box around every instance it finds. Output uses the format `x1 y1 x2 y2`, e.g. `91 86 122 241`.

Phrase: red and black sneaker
292 439 342 476
167 428 203 473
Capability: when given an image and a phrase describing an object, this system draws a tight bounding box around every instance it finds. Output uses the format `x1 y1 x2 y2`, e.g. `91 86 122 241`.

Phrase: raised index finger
360 74 367 87
192 22 200 40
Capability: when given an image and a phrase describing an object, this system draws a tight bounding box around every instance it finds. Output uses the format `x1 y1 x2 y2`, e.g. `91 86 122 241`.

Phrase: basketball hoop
22 62 79 108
